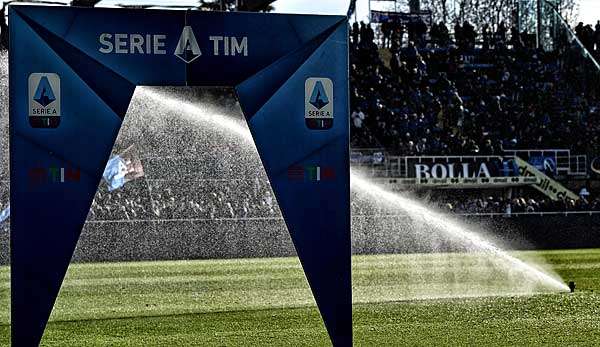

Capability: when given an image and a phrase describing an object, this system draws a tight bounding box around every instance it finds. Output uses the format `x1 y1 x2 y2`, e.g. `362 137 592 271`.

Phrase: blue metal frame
9 6 350 346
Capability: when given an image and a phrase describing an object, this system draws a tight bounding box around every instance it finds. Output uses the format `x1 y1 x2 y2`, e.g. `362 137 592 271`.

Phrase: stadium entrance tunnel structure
8 6 350 346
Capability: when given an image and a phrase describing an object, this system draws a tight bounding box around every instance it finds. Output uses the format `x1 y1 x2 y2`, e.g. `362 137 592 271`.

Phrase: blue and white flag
102 145 145 191
0 205 9 224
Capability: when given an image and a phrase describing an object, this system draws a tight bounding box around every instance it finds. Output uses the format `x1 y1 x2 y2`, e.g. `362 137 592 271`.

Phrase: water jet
134 87 570 298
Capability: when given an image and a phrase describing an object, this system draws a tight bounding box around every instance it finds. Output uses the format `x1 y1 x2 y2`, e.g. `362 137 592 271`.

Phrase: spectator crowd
438 194 600 214
88 178 278 222
350 20 600 157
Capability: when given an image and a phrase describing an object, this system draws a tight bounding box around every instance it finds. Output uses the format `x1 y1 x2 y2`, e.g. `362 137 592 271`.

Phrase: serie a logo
305 77 333 130
28 73 61 128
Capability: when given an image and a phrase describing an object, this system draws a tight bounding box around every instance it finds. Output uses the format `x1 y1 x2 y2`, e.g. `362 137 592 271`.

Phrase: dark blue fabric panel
10 9 126 345
238 21 351 346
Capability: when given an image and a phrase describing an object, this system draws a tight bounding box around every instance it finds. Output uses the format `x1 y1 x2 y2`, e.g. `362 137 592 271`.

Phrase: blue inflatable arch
8 6 350 346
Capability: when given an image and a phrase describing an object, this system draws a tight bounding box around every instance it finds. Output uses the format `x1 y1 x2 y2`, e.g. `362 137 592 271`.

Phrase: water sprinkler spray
135 88 573 296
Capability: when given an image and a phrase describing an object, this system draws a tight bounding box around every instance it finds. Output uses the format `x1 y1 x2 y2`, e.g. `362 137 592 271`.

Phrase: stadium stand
349 16 600 212
349 21 600 156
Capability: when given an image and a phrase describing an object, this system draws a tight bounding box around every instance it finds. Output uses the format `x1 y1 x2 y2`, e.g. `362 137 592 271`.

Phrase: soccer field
1 249 600 346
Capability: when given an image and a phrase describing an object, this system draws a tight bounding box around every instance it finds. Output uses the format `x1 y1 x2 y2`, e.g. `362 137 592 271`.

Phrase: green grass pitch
1 249 600 346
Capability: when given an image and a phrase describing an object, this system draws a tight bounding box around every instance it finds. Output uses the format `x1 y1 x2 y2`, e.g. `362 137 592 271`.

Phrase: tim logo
305 77 333 130
28 73 61 128
288 165 335 182
28 166 80 185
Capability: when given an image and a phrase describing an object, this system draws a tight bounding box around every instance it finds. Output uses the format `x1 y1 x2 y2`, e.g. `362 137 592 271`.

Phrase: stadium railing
502 149 588 177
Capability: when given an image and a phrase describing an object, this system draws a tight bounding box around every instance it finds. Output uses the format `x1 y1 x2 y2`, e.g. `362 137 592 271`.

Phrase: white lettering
146 34 152 53
130 34 144 54
99 33 113 53
230 37 248 56
154 35 166 54
478 163 491 178
210 36 223 55
98 33 249 59
415 164 430 179
114 33 128 54
448 163 455 178
461 163 469 178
